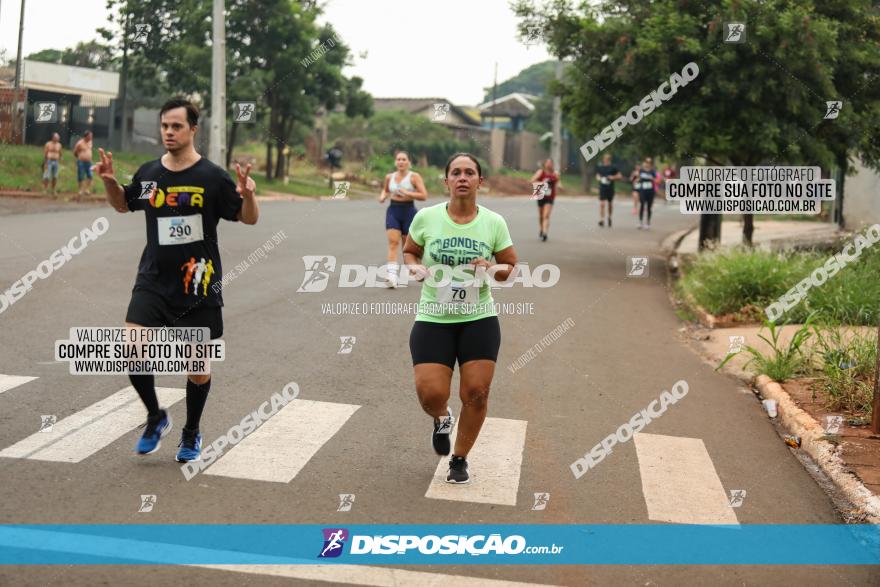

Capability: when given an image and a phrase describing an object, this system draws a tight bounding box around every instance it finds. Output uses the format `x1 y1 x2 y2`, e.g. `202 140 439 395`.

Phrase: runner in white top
378 151 427 287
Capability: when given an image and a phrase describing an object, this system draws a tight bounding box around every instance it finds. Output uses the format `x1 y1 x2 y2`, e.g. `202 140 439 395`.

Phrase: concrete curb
661 226 696 256
666 225 741 329
754 374 880 523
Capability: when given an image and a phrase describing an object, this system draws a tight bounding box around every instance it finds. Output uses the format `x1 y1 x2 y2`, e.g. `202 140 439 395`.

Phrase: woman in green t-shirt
402 153 519 484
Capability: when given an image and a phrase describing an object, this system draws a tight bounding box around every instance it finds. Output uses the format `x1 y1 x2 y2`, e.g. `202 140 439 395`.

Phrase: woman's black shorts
409 316 501 368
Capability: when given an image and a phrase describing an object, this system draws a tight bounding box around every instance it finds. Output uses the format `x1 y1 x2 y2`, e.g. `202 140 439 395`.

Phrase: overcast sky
0 0 551 105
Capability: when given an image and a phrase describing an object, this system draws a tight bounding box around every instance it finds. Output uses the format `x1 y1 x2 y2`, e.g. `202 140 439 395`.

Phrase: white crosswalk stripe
0 386 185 463
634 432 739 525
0 374 38 395
196 564 562 586
203 398 361 483
425 417 528 506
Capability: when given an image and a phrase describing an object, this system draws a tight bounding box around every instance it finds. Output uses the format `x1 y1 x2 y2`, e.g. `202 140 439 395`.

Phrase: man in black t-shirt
94 98 259 463
595 153 623 228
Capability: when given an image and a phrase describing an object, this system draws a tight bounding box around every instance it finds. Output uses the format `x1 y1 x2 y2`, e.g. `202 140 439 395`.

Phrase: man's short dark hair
159 98 199 128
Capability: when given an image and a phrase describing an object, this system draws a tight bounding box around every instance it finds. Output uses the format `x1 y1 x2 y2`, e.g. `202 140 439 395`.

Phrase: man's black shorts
409 316 501 368
599 186 615 201
125 288 223 339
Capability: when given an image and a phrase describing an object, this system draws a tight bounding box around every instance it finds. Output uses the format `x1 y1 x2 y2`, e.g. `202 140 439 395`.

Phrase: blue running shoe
136 409 172 455
175 427 202 463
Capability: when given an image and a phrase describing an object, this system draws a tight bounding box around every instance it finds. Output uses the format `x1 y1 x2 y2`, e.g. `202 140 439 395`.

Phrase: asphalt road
0 195 875 586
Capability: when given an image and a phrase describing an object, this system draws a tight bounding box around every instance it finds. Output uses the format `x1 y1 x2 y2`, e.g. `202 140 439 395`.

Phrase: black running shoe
432 408 454 455
446 455 470 484
541 233 548 242
598 220 604 227
608 217 612 228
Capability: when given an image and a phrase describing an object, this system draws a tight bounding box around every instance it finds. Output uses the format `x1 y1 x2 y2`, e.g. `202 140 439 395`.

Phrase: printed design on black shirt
139 181 157 199
181 256 215 297
427 236 493 266
150 185 205 208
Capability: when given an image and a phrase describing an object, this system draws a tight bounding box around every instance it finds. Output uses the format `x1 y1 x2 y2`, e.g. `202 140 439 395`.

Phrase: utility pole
490 62 498 130
13 0 25 145
208 0 226 165
13 0 24 89
551 59 562 171
119 10 129 151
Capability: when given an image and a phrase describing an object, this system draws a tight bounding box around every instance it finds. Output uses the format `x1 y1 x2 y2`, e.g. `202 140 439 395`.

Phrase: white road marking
425 417 527 506
204 398 360 483
0 374 37 395
196 564 562 586
634 432 739 525
0 386 185 462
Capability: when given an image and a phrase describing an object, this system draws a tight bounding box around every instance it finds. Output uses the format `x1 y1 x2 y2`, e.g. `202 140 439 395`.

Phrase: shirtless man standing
43 133 63 195
74 131 94 197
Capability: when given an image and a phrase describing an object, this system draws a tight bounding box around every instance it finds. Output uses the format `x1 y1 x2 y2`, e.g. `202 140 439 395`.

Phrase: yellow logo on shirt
150 186 205 208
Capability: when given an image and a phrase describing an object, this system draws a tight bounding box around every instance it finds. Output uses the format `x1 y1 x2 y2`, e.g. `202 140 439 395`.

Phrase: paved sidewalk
676 220 842 254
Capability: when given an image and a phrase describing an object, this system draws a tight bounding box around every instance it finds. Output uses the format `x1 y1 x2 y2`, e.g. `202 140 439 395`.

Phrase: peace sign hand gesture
235 163 256 199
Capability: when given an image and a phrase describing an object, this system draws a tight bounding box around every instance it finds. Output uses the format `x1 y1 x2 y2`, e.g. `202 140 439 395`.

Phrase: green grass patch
811 326 878 416
680 245 880 325
0 144 147 194
719 319 815 381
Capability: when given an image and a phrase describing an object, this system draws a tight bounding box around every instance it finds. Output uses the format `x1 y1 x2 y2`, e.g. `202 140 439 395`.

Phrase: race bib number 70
158 214 203 246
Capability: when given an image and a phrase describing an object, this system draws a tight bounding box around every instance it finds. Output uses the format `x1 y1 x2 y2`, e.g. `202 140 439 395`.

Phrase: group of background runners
595 155 677 229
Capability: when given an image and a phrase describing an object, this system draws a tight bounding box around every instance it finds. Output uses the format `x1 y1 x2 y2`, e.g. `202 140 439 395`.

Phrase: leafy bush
812 326 878 416
681 245 880 325
718 319 815 381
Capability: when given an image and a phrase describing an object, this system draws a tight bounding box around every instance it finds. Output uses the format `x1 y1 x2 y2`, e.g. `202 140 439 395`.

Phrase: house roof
373 97 481 126
477 92 538 117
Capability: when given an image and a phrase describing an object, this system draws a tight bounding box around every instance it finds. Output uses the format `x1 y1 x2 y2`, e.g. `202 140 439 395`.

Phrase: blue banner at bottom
0 525 878 565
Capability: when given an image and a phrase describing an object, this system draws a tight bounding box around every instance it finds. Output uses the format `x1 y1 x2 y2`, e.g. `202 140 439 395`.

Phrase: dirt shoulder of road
687 323 880 523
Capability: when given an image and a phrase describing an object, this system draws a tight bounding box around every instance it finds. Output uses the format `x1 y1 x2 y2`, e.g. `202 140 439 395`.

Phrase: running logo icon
297 255 337 292
728 489 747 508
432 103 450 122
318 528 348 558
138 495 157 513
39 415 57 433
723 22 746 43
627 256 649 277
140 181 157 199
531 492 550 511
332 181 350 199
133 24 151 42
531 182 548 200
728 335 745 354
337 494 355 512
825 415 843 434
233 102 256 123
524 25 543 46
35 102 57 123
338 336 356 354
824 101 842 120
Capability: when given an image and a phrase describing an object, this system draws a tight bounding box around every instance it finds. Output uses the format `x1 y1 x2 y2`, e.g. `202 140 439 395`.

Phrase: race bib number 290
158 214 203 245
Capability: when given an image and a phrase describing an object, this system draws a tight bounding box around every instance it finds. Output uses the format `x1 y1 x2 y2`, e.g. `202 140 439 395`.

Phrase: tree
514 0 880 248
482 60 556 103
26 49 65 64
98 0 371 173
